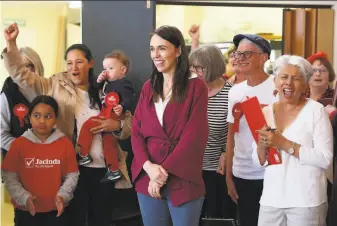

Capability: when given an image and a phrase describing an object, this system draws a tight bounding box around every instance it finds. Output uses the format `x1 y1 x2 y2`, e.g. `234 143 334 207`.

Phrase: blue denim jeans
137 192 204 226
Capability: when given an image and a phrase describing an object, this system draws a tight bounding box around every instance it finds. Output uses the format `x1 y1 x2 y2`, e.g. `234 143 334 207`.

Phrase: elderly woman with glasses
188 24 244 86
307 52 336 200
1 47 44 159
189 44 237 219
306 51 336 105
254 55 333 226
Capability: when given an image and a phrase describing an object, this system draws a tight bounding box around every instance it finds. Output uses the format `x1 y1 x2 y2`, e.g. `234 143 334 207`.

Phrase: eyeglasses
24 63 35 72
313 68 328 74
232 51 265 59
191 65 205 73
24 63 35 69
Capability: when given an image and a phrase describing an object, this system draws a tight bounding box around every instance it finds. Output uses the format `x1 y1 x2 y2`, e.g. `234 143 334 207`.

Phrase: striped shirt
203 81 232 171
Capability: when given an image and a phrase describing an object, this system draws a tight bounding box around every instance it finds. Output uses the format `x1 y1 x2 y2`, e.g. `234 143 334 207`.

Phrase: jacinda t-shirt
2 136 78 212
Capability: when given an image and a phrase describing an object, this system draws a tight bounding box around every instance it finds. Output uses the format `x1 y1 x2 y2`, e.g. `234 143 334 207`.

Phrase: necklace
163 86 172 99
162 80 173 99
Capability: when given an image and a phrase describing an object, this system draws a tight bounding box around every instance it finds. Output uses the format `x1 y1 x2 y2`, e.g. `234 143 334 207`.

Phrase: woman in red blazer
131 25 209 226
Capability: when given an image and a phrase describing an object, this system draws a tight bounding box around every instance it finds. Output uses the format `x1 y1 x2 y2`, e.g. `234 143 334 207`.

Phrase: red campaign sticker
232 103 243 133
13 104 29 127
232 103 243 119
105 92 120 107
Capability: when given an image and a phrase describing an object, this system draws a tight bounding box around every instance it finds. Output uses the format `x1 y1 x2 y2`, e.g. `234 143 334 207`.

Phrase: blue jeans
137 192 204 226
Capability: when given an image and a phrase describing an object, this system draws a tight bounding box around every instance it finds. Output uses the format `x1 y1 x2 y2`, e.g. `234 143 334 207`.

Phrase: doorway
156 1 334 73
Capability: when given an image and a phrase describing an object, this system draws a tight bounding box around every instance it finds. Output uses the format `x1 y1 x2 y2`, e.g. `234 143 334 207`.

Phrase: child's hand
26 196 36 216
113 104 123 116
55 196 64 217
97 70 107 83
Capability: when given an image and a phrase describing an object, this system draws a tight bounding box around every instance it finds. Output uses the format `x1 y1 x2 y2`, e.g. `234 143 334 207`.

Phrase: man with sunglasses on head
225 34 275 226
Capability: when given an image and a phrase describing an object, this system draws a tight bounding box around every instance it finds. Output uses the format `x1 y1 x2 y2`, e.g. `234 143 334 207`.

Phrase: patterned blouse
306 87 334 99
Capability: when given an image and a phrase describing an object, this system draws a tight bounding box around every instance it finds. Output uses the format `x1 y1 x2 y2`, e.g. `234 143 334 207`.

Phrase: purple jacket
131 78 209 206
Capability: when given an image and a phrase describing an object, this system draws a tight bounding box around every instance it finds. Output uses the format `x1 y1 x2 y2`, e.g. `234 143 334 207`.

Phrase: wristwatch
287 142 296 155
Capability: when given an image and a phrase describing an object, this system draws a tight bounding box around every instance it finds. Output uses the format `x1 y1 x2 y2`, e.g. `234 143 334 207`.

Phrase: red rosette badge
13 104 29 127
105 92 120 107
232 103 243 133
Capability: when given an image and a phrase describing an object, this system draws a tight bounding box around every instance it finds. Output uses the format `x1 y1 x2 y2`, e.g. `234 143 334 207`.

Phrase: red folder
241 96 282 165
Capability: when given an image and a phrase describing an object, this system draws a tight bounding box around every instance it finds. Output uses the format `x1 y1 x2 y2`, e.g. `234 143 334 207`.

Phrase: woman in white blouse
254 55 333 226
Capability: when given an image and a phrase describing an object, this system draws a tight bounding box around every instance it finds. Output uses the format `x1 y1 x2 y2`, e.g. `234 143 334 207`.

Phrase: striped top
203 81 232 171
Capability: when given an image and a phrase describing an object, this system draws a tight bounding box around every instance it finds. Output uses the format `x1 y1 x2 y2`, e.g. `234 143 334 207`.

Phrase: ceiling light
68 1 81 9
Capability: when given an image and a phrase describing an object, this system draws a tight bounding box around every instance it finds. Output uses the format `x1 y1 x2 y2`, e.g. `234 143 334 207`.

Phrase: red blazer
131 78 209 206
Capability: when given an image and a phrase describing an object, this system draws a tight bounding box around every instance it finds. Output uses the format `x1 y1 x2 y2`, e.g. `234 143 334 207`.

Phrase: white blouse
252 99 333 208
154 74 198 127
74 88 105 168
154 90 172 127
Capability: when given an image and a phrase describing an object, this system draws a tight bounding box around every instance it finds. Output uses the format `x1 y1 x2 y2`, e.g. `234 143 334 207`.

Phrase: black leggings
67 166 116 226
201 170 237 219
14 208 67 226
233 176 263 226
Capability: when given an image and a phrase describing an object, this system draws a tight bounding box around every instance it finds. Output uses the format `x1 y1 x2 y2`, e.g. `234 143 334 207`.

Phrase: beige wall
0 1 68 86
67 23 82 48
156 5 283 44
0 1 3 88
170 0 337 76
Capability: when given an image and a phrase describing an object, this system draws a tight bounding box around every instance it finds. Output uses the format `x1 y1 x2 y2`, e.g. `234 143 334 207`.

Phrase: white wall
179 0 336 5
0 1 68 86
228 1 337 85
179 0 337 72
157 5 283 44
66 23 82 51
0 1 3 89
199 6 283 43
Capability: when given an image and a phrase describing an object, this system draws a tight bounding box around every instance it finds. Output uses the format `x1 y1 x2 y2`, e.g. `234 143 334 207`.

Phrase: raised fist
188 24 200 40
4 23 19 42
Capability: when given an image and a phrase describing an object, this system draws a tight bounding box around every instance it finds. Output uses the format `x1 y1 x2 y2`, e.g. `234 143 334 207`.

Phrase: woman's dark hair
64 44 101 109
29 95 59 117
150 26 190 102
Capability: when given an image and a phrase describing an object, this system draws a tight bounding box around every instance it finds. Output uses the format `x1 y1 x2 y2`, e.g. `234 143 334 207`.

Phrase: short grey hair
189 44 226 83
273 55 313 82
239 38 264 53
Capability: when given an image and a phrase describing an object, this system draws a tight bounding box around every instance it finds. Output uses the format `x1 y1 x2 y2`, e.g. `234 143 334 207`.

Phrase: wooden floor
1 185 14 226
1 184 143 226
1 202 14 226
